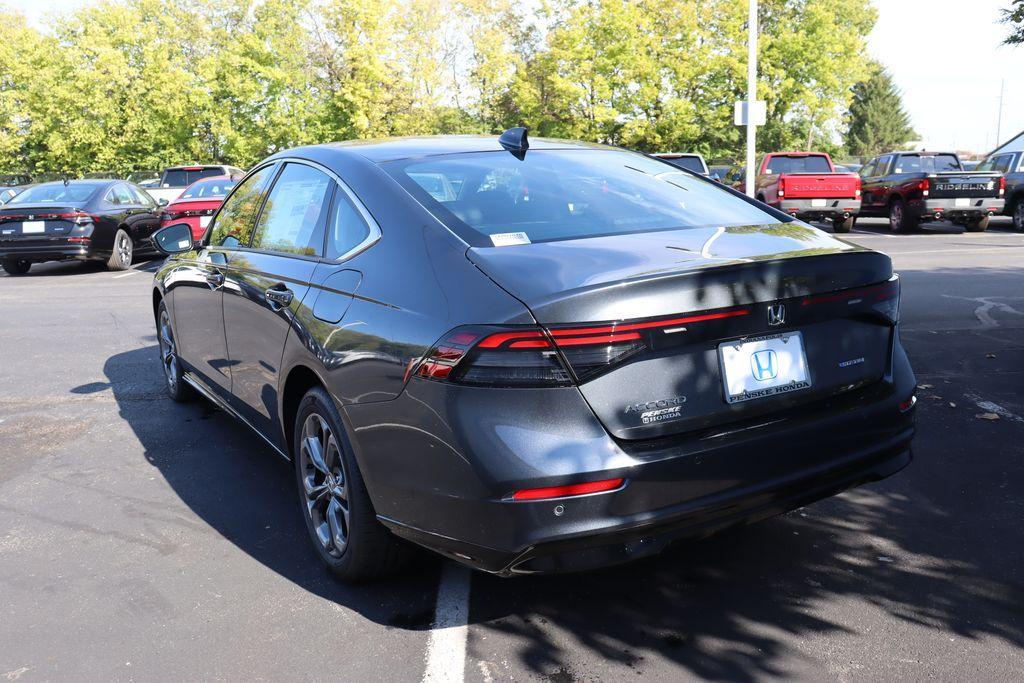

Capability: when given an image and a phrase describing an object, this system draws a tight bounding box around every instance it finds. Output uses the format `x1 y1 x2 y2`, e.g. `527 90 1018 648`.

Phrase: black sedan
0 179 163 274
151 130 916 580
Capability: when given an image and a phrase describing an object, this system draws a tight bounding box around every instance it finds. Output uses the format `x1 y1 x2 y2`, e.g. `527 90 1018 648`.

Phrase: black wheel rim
299 413 349 558
158 309 178 389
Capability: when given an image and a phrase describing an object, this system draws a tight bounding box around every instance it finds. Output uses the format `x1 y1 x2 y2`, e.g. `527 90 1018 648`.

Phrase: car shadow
101 345 442 631
1 255 165 277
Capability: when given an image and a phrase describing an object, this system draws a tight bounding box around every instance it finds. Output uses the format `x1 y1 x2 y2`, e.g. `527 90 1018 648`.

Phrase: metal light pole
745 0 758 197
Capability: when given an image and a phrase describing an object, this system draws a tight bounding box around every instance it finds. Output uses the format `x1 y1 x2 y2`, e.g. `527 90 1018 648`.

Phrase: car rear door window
208 164 277 248
663 156 705 173
326 187 373 260
106 184 135 206
250 163 331 257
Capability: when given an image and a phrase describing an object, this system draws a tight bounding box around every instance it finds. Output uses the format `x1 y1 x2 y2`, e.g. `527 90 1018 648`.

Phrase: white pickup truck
146 165 245 204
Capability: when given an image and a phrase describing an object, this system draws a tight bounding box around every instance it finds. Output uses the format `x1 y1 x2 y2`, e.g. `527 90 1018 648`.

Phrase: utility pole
745 0 758 197
995 78 1005 149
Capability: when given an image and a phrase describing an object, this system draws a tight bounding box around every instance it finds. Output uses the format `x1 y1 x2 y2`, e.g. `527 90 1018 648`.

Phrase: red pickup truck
729 153 862 232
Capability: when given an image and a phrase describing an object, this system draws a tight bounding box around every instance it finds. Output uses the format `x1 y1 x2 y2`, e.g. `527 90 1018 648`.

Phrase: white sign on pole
734 100 767 127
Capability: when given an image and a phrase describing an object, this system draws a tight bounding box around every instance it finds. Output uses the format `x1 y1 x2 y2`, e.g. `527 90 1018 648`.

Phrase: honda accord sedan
0 179 162 274
151 130 916 579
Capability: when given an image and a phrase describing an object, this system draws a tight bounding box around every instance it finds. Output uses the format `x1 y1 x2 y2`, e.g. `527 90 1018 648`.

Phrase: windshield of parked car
765 155 832 174
893 154 961 173
661 156 706 173
179 178 237 200
388 150 777 245
7 183 98 204
161 168 226 187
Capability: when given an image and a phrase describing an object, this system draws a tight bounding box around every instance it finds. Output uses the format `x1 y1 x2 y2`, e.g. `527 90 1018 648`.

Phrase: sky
8 0 1024 154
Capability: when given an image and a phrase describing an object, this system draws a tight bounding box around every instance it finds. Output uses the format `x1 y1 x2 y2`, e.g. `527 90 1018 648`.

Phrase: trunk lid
468 223 896 440
779 173 860 199
0 205 89 241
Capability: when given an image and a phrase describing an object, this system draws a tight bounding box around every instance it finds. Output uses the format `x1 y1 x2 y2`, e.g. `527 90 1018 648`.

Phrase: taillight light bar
800 278 898 307
512 478 625 501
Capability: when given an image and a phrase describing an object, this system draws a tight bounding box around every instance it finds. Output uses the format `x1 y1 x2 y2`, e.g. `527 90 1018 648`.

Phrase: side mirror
158 198 169 207
153 223 195 254
712 172 721 182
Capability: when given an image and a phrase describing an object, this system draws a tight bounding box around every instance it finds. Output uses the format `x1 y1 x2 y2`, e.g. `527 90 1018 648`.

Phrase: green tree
845 64 917 159
1003 0 1024 44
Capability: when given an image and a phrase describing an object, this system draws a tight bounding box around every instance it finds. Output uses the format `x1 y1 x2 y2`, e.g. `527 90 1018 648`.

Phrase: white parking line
966 394 1024 425
112 270 140 279
422 562 471 683
892 246 1024 257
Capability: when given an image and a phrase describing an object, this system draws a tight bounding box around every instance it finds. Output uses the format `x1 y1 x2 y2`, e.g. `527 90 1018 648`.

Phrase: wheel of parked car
1 258 31 275
888 198 917 233
964 216 989 232
294 386 411 580
156 300 195 402
106 229 133 271
1013 199 1024 232
833 215 854 233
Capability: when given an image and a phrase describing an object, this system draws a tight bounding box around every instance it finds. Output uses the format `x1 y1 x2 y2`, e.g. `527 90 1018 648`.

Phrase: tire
293 386 411 581
1012 198 1024 232
888 198 918 233
965 215 989 232
833 215 854 233
107 229 133 271
156 300 195 402
1 258 31 275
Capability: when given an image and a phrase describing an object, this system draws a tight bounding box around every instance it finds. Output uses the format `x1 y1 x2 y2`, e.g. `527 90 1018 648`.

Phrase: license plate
21 221 45 234
811 198 827 207
199 216 212 228
955 197 970 207
718 332 812 404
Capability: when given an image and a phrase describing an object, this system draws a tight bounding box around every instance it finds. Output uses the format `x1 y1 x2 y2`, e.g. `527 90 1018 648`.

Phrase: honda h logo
750 349 778 381
767 303 786 327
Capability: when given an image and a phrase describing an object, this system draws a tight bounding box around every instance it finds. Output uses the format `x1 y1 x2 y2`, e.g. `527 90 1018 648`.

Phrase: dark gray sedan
151 131 916 579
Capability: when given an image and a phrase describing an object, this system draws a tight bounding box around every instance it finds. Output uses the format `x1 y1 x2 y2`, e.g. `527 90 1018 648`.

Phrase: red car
159 176 237 242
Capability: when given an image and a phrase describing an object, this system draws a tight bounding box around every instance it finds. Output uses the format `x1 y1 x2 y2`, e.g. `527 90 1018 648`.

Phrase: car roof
307 135 611 163
31 179 114 189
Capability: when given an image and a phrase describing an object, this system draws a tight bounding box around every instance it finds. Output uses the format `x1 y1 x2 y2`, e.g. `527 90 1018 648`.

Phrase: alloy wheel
889 203 902 232
299 413 350 558
117 233 132 267
1015 201 1024 231
158 308 179 389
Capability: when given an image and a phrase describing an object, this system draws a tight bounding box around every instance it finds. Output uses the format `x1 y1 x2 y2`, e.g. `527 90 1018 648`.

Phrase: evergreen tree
1003 0 1024 44
846 66 917 158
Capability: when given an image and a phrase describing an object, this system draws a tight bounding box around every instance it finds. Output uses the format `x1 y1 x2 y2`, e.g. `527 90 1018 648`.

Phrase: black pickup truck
858 151 1005 232
978 150 1023 231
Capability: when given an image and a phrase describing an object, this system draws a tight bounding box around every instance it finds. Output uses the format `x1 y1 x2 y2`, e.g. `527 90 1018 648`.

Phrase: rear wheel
294 387 411 581
1 259 31 275
888 199 917 233
157 300 195 402
964 215 989 232
1012 198 1024 231
107 229 133 271
833 215 854 233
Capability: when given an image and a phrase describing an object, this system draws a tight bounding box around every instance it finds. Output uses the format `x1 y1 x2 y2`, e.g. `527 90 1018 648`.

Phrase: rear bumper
919 197 1004 219
777 198 861 219
350 339 917 575
0 242 95 261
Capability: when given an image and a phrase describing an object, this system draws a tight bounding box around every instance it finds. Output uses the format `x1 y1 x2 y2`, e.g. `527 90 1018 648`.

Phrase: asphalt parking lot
1 217 1022 681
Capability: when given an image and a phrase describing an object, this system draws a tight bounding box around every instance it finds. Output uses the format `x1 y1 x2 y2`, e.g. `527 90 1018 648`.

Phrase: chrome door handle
265 286 294 309
205 271 225 287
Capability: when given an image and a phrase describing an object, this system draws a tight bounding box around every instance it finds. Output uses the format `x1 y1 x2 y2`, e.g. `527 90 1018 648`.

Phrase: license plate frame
21 221 45 234
810 198 827 207
955 197 971 208
718 331 812 404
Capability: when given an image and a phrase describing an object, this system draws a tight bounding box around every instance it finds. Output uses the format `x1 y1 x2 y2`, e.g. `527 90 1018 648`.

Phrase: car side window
208 165 277 248
876 155 893 175
106 184 135 206
859 160 877 177
326 186 373 260
128 185 154 207
250 163 332 257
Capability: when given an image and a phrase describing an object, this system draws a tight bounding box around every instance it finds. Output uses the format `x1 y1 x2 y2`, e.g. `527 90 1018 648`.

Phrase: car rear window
894 154 961 173
8 184 98 204
661 156 705 173
179 179 237 200
161 168 226 187
387 150 776 245
764 155 832 174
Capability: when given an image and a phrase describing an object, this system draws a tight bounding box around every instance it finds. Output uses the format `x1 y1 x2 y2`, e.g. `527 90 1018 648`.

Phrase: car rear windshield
661 156 705 173
893 154 961 173
387 150 777 245
7 184 98 204
179 178 236 200
161 168 226 188
764 155 832 174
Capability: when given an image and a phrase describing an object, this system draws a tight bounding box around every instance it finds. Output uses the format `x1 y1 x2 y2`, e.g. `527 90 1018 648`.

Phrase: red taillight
898 396 916 412
512 478 625 501
919 178 930 197
777 176 785 198
999 176 1006 197
855 177 862 198
68 236 91 243
801 276 900 323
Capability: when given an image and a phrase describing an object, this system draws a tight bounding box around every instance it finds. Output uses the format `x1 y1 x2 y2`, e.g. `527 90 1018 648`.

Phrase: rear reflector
899 396 916 412
512 478 625 501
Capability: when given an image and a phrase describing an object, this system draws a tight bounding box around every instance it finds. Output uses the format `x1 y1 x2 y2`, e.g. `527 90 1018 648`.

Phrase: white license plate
21 221 45 234
718 332 812 404
199 216 212 228
955 197 970 207
810 198 827 207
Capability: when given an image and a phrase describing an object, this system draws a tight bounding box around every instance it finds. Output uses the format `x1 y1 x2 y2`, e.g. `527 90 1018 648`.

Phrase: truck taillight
999 176 1006 197
777 176 785 198
855 177 862 198
919 179 930 197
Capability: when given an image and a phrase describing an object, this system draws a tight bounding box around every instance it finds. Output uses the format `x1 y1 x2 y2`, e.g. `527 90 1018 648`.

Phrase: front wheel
833 215 854 233
157 300 195 402
965 215 990 232
1 258 31 275
107 229 133 271
294 387 411 581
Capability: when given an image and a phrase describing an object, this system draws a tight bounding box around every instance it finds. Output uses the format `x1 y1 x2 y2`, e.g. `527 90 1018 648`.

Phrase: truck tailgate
781 173 860 199
929 172 1002 199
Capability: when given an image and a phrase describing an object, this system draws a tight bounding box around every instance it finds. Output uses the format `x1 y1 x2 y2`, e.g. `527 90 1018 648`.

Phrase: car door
862 156 890 214
170 164 278 402
221 161 334 443
123 183 161 250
